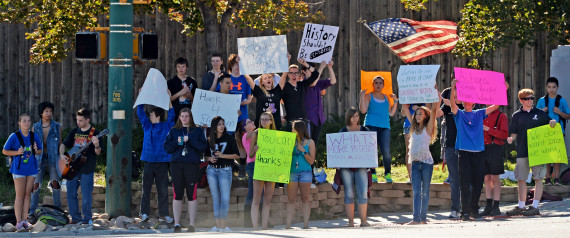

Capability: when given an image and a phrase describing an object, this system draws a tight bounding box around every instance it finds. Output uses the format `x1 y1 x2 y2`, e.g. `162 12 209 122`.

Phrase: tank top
363 93 390 129
291 139 312 173
408 128 434 164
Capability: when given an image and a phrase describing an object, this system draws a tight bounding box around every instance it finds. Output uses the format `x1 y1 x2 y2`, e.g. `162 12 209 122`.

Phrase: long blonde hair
410 106 438 144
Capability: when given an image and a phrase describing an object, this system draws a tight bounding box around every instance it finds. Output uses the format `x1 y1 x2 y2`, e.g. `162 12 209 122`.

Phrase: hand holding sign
527 124 568 167
396 65 440 104
298 23 339 63
237 35 289 75
253 129 296 183
191 89 241 131
454 67 508 105
326 131 378 168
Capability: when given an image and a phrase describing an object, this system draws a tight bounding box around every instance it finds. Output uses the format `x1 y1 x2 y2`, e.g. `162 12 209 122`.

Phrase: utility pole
106 0 134 217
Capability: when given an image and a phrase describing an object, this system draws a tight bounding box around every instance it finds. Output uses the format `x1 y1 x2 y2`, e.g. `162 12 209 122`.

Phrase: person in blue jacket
164 107 207 233
137 89 176 224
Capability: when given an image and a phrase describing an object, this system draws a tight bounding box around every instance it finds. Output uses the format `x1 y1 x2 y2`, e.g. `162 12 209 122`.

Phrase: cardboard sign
238 35 289 75
298 23 339 63
253 129 296 183
326 131 378 168
191 89 241 131
397 65 440 104
454 67 508 105
527 124 569 167
360 70 394 106
133 68 170 110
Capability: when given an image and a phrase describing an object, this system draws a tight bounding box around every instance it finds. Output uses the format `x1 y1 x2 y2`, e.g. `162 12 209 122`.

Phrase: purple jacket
304 79 332 126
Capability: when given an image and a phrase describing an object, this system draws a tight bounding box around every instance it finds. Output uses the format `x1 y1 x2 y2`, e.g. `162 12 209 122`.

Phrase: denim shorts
12 173 38 179
290 171 312 183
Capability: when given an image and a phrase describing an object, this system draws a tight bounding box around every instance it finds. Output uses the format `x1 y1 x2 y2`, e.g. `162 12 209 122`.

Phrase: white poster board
133 68 170 110
237 35 289 75
326 131 378 168
397 65 440 104
298 23 339 63
191 89 241 131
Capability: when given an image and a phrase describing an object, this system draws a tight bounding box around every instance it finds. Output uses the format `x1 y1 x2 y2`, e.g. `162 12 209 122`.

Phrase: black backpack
544 95 567 131
33 205 70 226
10 131 36 169
0 206 16 226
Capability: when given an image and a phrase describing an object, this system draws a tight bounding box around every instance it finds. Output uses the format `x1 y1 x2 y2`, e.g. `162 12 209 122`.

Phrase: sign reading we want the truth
253 129 296 183
298 23 339 63
326 131 378 168
528 124 569 167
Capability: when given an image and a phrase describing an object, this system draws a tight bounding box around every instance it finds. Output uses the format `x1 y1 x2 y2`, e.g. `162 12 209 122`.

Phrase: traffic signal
75 32 107 59
140 33 158 60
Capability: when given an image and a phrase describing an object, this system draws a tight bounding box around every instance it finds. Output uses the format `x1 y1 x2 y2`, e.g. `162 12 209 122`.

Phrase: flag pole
360 18 407 64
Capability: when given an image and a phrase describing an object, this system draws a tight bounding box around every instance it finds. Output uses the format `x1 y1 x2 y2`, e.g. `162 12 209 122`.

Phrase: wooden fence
0 0 558 138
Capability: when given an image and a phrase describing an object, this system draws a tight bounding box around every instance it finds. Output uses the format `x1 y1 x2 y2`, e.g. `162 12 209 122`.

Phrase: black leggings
170 162 201 201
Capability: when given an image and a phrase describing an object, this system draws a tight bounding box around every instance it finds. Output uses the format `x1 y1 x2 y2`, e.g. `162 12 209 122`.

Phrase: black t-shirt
205 133 239 167
339 126 369 132
63 126 103 174
168 75 198 118
441 87 464 148
201 71 228 91
282 70 319 121
509 106 551 158
253 85 282 130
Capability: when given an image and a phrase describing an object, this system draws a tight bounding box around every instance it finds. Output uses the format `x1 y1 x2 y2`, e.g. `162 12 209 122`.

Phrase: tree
0 0 323 64
401 0 570 68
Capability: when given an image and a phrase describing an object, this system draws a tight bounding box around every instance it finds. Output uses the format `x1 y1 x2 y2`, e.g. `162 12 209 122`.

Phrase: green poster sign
253 129 296 183
527 124 569 167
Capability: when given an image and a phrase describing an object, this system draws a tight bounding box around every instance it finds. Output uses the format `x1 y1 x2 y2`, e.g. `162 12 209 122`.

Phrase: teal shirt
291 140 312 173
364 94 390 129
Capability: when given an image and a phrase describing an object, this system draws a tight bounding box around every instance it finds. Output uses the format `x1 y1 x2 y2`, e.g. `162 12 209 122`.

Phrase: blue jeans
339 168 368 204
445 147 461 212
245 162 255 206
367 126 392 175
411 161 433 222
206 166 232 219
31 156 61 212
67 172 94 223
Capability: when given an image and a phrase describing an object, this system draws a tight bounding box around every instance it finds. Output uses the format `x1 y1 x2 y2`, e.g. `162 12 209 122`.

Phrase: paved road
3 199 569 237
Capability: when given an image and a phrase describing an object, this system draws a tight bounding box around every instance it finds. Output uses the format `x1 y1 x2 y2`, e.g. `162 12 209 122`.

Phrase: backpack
11 131 36 169
33 205 70 226
544 95 567 131
0 206 16 226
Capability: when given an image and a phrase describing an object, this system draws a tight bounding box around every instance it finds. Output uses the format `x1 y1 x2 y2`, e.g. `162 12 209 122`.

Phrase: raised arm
389 94 399 116
244 74 255 89
401 104 413 123
327 60 336 85
359 90 370 114
450 80 459 115
427 92 442 135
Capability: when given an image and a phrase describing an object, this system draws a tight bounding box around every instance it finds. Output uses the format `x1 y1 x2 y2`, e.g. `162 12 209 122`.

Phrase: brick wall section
43 183 570 227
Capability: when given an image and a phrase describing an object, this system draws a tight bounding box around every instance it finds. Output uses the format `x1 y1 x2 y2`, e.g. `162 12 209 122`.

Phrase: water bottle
372 173 378 183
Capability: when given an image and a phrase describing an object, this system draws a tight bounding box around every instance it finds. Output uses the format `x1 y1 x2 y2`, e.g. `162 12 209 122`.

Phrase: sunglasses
520 96 535 101
288 72 299 75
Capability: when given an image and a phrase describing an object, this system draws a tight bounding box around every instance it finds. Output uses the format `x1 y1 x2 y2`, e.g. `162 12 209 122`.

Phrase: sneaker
448 211 459 218
159 216 174 224
470 211 481 219
480 206 492 216
221 227 232 232
173 224 182 233
385 173 393 184
209 226 220 232
16 221 25 232
443 177 450 185
490 206 501 216
506 206 525 216
140 214 149 222
461 214 470 221
186 225 195 232
310 183 317 189
406 180 411 185
522 206 540 216
554 178 561 186
23 220 32 230
544 178 552 185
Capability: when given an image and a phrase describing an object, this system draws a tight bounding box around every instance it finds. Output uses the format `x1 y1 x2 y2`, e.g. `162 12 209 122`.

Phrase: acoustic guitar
58 129 109 180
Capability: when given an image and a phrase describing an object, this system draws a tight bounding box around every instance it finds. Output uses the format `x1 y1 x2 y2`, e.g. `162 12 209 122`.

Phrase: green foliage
401 0 436 11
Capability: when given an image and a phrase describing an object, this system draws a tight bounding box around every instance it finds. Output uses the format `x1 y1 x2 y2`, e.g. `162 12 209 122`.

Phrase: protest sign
326 131 378 168
133 68 170 110
397 65 440 104
298 23 339 63
527 124 569 167
254 129 296 183
237 35 289 75
454 67 508 105
191 89 241 131
360 70 394 106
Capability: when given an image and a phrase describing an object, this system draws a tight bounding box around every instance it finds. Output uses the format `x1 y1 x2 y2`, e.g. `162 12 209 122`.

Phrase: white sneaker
221 227 232 232
448 211 459 218
162 216 174 224
310 183 317 189
209 226 220 232
140 214 149 222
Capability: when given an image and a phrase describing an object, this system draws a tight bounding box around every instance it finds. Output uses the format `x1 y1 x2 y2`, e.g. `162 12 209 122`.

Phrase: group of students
4 49 567 231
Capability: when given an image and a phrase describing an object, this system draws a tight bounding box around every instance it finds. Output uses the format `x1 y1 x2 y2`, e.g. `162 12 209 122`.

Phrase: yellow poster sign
527 124 569 167
253 129 296 183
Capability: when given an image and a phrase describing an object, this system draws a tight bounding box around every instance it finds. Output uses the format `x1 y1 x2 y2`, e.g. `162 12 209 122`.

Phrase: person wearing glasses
449 79 500 221
506 89 557 217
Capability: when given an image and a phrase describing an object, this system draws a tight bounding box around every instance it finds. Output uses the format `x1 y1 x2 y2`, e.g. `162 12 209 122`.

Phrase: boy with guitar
59 108 104 224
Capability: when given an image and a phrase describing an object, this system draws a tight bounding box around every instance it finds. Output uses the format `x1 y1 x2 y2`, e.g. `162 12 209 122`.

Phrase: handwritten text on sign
326 131 378 168
254 129 296 183
527 124 569 167
191 89 241 131
237 35 289 75
298 23 339 63
397 65 440 104
454 67 508 105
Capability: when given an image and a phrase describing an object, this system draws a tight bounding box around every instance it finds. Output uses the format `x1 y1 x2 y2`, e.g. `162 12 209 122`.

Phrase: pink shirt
242 132 255 163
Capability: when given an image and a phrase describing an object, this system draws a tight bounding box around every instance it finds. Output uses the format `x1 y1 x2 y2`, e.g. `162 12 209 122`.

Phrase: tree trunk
196 0 238 69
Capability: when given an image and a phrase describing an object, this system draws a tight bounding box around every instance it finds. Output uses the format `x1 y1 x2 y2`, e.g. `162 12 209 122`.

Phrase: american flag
365 18 458 63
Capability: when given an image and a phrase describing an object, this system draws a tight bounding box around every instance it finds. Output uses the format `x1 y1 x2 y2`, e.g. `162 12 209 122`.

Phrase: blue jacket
137 105 175 162
32 120 61 166
164 127 207 163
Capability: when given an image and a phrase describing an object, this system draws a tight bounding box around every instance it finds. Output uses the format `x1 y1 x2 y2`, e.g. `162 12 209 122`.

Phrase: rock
115 216 134 225
58 227 69 232
148 218 159 224
92 224 110 231
31 221 47 232
134 218 142 224
69 226 77 231
2 223 16 232
156 224 169 229
99 213 110 220
64 224 75 229
125 223 139 230
114 220 125 229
